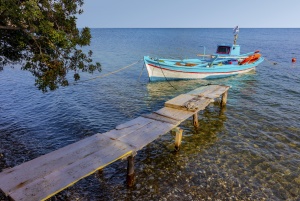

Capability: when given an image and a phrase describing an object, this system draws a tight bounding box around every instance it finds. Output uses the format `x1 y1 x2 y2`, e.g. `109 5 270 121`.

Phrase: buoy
292 58 296 63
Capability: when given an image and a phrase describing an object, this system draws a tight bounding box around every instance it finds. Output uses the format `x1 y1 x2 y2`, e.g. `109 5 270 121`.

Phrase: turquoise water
0 29 299 200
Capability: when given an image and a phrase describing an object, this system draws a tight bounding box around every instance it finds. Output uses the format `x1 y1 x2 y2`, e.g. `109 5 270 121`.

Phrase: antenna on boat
233 26 239 45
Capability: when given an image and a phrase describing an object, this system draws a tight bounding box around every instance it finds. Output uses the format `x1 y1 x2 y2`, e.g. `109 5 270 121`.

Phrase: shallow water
0 28 299 200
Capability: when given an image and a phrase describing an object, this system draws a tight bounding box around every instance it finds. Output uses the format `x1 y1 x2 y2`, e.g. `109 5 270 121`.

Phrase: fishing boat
144 27 264 81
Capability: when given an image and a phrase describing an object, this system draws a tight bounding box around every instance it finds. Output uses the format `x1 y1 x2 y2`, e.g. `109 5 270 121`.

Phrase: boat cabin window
216 46 231 54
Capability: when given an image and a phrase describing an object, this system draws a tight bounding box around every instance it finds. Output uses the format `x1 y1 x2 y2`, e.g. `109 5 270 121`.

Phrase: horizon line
77 27 300 29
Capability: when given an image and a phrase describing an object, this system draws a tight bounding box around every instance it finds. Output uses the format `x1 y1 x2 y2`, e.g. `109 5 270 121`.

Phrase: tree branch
0 25 21 30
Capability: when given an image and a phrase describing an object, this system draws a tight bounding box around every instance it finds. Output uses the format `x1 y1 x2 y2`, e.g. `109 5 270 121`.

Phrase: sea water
0 28 299 200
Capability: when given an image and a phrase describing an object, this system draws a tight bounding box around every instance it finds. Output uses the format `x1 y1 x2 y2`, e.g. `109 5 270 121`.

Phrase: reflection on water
146 79 211 96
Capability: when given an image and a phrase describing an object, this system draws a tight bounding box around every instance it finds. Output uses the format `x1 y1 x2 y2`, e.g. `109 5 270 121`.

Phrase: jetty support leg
193 113 199 128
97 168 103 175
171 127 183 151
127 155 135 187
221 91 228 107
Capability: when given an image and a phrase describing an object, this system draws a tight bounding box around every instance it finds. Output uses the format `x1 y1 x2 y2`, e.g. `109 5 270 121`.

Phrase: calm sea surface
0 28 300 200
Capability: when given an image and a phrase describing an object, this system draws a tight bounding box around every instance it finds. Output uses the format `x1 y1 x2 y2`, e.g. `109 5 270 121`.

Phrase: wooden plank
115 116 153 130
141 113 180 125
187 85 220 96
0 133 111 195
183 97 212 112
118 120 176 150
198 85 222 97
165 94 195 110
155 107 194 122
164 85 227 112
103 117 154 140
153 110 185 121
6 135 134 201
187 85 230 99
202 86 230 99
165 95 212 112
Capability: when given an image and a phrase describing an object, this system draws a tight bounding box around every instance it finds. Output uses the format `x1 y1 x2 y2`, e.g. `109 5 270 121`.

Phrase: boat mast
233 26 239 45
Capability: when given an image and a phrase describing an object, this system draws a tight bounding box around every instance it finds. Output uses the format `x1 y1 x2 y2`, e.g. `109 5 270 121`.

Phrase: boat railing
199 45 206 59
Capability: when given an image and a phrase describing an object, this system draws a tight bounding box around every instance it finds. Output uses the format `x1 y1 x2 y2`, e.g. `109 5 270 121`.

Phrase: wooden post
193 113 199 128
97 169 103 175
219 105 226 117
171 127 183 151
221 90 228 107
126 155 135 187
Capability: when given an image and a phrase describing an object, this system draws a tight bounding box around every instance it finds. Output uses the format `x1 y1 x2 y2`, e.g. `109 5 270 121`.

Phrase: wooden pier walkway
0 84 230 201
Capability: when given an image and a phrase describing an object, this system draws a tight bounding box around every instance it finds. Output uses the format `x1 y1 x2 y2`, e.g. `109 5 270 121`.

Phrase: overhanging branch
0 25 21 30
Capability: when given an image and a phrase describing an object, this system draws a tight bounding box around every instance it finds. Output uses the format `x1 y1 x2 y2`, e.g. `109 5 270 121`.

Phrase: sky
77 0 300 28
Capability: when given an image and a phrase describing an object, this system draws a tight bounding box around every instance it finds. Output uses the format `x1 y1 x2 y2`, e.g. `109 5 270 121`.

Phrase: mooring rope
156 60 177 90
264 56 278 65
74 59 143 84
138 62 145 82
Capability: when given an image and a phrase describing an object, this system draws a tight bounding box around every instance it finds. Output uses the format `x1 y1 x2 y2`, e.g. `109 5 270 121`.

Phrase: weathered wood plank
103 117 154 140
118 120 176 151
187 85 220 96
166 94 195 107
164 86 226 112
141 113 180 125
155 107 194 122
165 94 195 110
6 135 134 201
165 95 212 112
183 97 212 112
203 86 230 99
187 85 230 99
0 133 111 195
115 116 153 130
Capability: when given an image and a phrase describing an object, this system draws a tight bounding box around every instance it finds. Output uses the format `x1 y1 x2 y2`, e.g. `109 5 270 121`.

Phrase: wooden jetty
0 84 230 201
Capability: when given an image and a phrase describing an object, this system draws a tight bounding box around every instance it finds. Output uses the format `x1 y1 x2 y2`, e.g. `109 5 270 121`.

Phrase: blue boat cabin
216 44 240 56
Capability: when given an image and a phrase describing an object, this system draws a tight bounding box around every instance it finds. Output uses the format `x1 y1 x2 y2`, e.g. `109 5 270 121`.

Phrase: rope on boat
157 59 177 90
74 59 143 84
138 62 145 82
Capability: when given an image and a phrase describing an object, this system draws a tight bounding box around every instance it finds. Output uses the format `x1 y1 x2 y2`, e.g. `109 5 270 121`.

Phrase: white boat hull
145 63 256 81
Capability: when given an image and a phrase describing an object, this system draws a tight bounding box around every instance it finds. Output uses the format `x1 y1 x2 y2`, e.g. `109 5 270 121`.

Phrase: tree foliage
0 0 101 92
